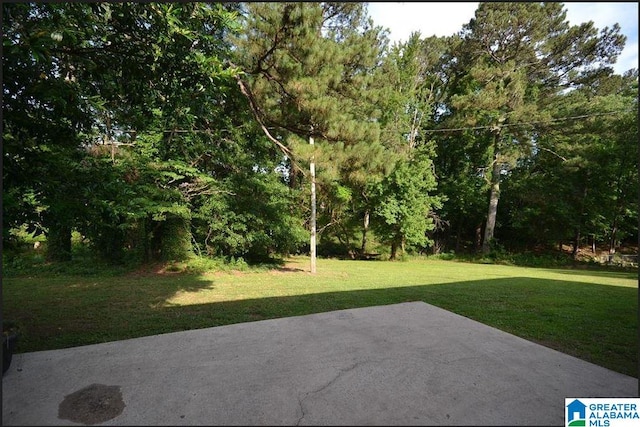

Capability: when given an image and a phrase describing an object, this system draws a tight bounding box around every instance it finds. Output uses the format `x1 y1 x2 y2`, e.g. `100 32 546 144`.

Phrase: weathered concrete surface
2 302 637 425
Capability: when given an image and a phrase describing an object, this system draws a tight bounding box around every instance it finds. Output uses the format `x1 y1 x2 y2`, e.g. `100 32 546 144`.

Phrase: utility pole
310 133 317 274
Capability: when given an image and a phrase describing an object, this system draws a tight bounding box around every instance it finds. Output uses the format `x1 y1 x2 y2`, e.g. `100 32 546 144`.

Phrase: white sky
367 2 638 75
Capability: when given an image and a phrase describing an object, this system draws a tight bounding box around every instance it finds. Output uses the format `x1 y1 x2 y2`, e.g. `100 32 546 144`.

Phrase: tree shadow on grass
4 275 637 378
2 272 217 353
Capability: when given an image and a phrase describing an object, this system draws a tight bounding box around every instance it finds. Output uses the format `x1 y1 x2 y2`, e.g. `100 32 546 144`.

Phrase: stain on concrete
58 383 125 425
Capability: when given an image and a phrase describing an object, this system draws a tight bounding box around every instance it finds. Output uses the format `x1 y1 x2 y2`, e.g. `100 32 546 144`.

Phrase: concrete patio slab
2 302 637 425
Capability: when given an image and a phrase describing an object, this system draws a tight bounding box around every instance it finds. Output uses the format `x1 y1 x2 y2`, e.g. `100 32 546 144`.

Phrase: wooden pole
310 134 316 274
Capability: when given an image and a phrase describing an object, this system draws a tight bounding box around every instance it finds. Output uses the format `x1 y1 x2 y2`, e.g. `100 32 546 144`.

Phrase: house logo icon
566 399 587 427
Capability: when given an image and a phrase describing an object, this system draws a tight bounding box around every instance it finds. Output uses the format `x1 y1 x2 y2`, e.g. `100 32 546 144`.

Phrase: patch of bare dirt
269 266 306 275
125 262 187 277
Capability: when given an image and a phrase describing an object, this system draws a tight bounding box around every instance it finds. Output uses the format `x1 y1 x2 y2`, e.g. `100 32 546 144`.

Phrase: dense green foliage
3 2 307 264
3 2 637 266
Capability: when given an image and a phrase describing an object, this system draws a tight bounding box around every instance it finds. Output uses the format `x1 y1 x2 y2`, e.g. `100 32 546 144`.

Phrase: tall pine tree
231 2 385 271
448 2 625 253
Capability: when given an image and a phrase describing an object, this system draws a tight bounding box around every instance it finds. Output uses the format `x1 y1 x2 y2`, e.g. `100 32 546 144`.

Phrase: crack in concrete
295 358 388 425
295 394 306 426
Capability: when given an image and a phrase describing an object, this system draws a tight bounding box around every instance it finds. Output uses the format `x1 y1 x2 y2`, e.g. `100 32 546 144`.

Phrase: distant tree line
2 2 637 264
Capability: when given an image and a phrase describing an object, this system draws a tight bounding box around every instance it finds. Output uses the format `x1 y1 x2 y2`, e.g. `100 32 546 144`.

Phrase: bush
429 251 456 261
159 217 193 262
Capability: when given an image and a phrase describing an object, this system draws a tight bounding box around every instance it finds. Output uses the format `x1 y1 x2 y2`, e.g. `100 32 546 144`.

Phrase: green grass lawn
2 256 637 377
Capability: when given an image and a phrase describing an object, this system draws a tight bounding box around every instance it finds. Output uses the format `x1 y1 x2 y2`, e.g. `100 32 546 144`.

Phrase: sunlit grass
166 256 637 306
3 256 637 377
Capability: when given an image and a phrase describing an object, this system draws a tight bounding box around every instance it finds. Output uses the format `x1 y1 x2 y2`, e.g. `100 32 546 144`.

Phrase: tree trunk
310 135 317 274
482 158 501 254
475 223 483 251
46 221 72 262
572 186 588 260
432 237 443 255
572 227 581 260
390 241 398 260
609 207 620 254
142 218 151 263
609 224 618 254
360 209 370 254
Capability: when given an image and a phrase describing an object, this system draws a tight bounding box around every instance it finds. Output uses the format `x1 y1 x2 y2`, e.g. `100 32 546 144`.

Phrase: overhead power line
422 109 633 133
101 109 633 140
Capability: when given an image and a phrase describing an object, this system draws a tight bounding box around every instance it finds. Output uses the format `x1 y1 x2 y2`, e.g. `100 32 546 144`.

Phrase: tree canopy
3 2 636 267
